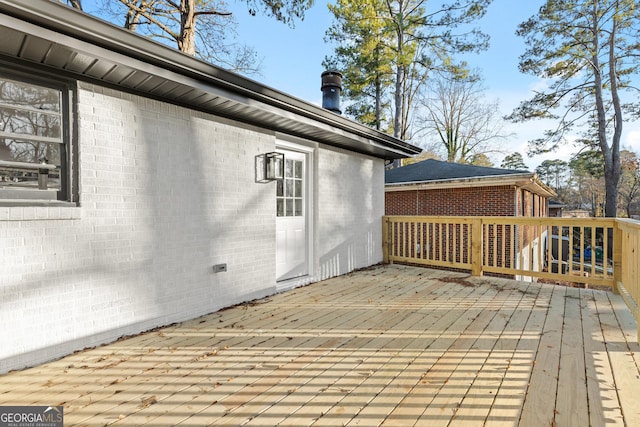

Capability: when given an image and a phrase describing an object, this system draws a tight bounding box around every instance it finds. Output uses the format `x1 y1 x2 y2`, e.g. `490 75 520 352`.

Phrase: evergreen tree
536 159 569 191
568 151 605 214
501 152 528 170
325 0 492 142
508 0 640 217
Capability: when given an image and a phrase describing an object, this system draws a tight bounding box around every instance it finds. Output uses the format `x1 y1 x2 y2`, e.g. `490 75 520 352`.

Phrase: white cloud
623 128 640 153
527 77 552 93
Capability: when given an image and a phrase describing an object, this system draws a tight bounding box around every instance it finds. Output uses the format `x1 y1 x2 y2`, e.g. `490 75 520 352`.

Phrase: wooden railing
615 219 640 334
383 215 639 341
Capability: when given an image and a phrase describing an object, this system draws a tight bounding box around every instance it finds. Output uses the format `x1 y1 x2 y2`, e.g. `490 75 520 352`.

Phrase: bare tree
58 0 83 10
324 0 492 145
92 0 312 73
618 150 640 217
419 72 510 163
117 0 233 55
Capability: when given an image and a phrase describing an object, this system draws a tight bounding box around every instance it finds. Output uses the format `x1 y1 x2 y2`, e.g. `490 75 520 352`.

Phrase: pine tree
501 153 528 170
325 0 492 143
509 0 640 217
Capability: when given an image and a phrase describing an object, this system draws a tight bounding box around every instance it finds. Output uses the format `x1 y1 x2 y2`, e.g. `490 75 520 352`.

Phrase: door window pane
285 159 293 178
276 155 304 217
276 178 283 197
294 161 302 178
286 179 294 197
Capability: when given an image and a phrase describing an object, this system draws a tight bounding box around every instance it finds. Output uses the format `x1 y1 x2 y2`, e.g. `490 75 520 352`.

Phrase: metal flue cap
321 70 342 114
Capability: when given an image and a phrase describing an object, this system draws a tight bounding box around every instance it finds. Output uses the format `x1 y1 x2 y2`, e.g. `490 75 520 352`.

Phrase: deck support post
382 216 390 264
612 221 622 295
471 218 483 277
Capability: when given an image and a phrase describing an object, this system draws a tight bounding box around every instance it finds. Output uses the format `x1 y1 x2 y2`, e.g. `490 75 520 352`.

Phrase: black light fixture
264 152 284 181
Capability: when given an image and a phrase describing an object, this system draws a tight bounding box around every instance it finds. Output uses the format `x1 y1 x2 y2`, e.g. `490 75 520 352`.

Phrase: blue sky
79 0 541 105
79 0 640 168
228 0 542 102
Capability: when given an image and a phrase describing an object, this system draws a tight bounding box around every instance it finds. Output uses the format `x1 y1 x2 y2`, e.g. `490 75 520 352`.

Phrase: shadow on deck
1 264 638 426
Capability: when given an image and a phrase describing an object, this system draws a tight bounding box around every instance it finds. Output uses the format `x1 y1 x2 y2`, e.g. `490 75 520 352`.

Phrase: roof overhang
385 173 557 198
0 0 421 160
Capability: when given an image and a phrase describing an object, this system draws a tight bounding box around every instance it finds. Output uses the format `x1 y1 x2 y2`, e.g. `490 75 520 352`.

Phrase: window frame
0 66 76 206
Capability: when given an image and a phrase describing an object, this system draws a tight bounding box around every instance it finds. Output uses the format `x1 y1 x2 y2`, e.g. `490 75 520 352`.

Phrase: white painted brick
0 83 383 374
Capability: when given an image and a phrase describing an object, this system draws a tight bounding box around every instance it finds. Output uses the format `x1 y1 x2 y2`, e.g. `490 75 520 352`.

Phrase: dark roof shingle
385 159 531 184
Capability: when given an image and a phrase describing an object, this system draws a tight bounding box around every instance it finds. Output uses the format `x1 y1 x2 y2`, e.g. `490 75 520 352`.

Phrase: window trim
0 65 77 206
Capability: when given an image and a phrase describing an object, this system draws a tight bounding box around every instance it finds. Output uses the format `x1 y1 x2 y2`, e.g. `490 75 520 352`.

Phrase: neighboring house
384 159 556 280
0 1 420 373
563 209 591 218
385 159 555 217
548 200 566 217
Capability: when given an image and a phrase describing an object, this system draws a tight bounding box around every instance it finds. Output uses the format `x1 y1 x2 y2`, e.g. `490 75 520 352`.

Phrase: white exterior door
276 149 308 282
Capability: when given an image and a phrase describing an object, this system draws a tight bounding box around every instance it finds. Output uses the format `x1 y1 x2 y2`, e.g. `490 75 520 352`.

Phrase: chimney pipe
321 70 342 114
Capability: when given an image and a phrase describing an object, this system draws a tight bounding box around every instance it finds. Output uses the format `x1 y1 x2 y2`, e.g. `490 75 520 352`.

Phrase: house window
0 72 72 203
276 159 303 217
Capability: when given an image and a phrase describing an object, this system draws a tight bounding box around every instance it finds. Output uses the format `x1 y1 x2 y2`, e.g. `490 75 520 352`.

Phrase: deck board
555 287 589 427
596 290 640 427
581 288 625 426
0 264 638 426
485 283 551 426
448 282 531 426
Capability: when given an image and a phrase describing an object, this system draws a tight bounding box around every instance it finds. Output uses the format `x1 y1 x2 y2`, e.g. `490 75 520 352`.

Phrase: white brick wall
0 84 277 372
316 147 384 280
0 83 387 373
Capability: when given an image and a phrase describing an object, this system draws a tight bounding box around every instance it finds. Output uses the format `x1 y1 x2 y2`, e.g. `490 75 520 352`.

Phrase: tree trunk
393 3 404 141
591 2 619 217
374 49 382 131
393 65 403 140
447 129 456 162
605 11 623 217
178 0 197 55
124 0 143 31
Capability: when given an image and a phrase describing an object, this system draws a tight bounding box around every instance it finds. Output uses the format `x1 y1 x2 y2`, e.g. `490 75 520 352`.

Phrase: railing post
382 216 390 264
471 218 483 277
613 220 622 295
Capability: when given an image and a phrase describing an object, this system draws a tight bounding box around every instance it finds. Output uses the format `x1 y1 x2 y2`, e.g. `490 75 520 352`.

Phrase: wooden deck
1 265 638 426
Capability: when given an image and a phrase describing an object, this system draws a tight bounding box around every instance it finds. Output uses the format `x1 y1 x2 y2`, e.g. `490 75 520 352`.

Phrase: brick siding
386 186 518 216
385 184 548 279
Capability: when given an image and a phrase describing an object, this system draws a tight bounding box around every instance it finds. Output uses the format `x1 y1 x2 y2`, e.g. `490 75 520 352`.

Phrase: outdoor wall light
264 152 284 181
